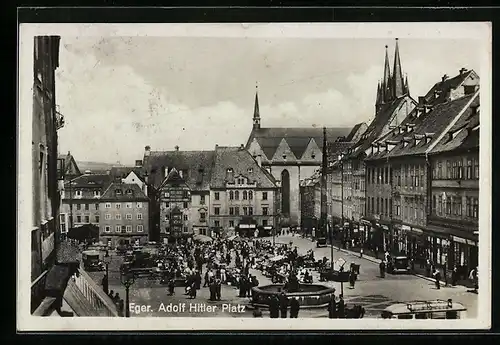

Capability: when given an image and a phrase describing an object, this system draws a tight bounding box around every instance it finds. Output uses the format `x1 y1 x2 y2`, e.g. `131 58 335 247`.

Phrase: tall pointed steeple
253 83 261 130
404 74 410 96
392 38 405 98
383 45 391 102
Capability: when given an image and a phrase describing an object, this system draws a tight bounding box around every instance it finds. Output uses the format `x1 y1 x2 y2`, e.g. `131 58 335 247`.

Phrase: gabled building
427 96 479 276
57 151 81 181
210 145 279 237
99 182 150 247
142 146 214 241
246 86 351 227
340 39 416 245
60 174 113 235
364 80 479 269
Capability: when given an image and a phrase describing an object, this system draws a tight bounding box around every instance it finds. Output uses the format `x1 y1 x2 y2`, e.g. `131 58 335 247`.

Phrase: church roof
210 146 277 189
246 127 351 160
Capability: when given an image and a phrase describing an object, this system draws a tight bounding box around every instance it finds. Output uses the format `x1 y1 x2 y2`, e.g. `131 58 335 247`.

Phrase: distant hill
77 161 124 174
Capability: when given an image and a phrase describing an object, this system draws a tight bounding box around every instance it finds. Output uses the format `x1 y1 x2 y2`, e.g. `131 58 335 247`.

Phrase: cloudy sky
55 34 482 164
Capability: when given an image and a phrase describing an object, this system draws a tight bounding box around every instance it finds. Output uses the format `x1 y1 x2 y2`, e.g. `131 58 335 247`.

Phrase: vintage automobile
387 256 411 274
381 299 467 319
319 267 350 282
316 237 327 248
82 250 104 272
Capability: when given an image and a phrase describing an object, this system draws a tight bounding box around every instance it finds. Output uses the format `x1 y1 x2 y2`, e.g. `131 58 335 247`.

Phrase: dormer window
126 189 133 195
75 190 82 197
282 155 287 160
93 190 101 197
227 168 233 173
247 168 253 174
115 189 122 195
311 153 316 159
399 127 404 134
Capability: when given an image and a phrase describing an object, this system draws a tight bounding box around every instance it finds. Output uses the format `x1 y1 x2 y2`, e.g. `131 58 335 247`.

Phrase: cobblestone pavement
87 237 477 318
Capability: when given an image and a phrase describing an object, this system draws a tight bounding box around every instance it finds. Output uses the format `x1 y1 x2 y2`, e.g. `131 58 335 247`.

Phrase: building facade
341 39 416 246
300 171 321 235
99 183 150 247
32 36 63 283
245 88 351 227
428 99 479 276
210 145 279 237
364 68 480 269
59 174 113 235
142 146 214 240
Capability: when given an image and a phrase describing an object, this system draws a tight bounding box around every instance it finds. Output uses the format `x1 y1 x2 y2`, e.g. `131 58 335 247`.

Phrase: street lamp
103 250 111 295
120 266 136 318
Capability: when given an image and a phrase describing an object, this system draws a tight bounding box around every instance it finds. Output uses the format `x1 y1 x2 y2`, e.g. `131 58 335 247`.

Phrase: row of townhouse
327 38 480 277
142 144 280 243
59 164 151 248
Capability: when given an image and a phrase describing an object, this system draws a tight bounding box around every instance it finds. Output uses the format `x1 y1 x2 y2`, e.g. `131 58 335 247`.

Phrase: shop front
450 235 478 279
403 225 426 263
392 223 403 254
360 219 371 246
237 217 257 237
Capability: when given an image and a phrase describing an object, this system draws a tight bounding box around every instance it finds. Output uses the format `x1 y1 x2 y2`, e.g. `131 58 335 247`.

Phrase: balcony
427 214 478 232
432 179 479 190
55 108 65 130
32 266 119 317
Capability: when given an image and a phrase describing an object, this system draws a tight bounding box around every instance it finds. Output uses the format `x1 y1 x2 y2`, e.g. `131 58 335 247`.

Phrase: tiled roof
429 97 480 154
345 122 367 142
210 146 277 189
246 127 352 160
423 70 477 106
367 93 478 160
143 150 215 190
349 97 408 158
100 182 149 202
65 174 113 189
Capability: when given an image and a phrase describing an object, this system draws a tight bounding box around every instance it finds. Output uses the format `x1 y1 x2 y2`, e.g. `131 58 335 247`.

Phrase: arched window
243 191 248 200
248 191 253 200
229 191 234 200
281 169 290 215
235 190 239 200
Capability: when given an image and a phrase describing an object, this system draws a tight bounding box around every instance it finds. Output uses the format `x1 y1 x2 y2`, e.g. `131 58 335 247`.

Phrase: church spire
404 74 410 96
392 38 405 98
253 83 261 130
383 45 391 102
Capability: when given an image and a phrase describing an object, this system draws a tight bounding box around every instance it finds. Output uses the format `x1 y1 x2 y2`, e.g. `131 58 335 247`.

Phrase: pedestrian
434 268 441 290
349 270 356 289
108 289 114 300
118 299 124 317
269 296 280 318
443 263 448 287
451 265 458 286
328 295 337 319
290 297 300 318
190 281 197 299
279 292 289 318
168 278 175 295
379 261 385 278
113 292 120 306
337 294 345 318
101 274 109 295
215 278 222 301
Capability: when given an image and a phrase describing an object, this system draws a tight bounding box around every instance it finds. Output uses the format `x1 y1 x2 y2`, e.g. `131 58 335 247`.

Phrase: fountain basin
250 284 335 309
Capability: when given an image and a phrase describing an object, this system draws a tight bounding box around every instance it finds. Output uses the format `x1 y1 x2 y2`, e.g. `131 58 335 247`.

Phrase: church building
245 88 352 227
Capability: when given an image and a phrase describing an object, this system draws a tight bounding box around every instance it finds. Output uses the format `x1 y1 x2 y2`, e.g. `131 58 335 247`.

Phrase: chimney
240 144 244 150
179 170 183 178
144 145 151 157
135 160 143 167
256 154 262 167
164 167 169 177
106 170 110 175
459 67 467 75
175 145 179 151
442 74 448 82
418 96 425 106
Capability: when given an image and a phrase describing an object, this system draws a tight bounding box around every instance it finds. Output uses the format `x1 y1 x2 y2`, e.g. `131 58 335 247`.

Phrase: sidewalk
302 235 474 291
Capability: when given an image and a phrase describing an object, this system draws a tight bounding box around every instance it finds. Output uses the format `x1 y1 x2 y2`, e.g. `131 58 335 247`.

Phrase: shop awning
193 234 213 243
